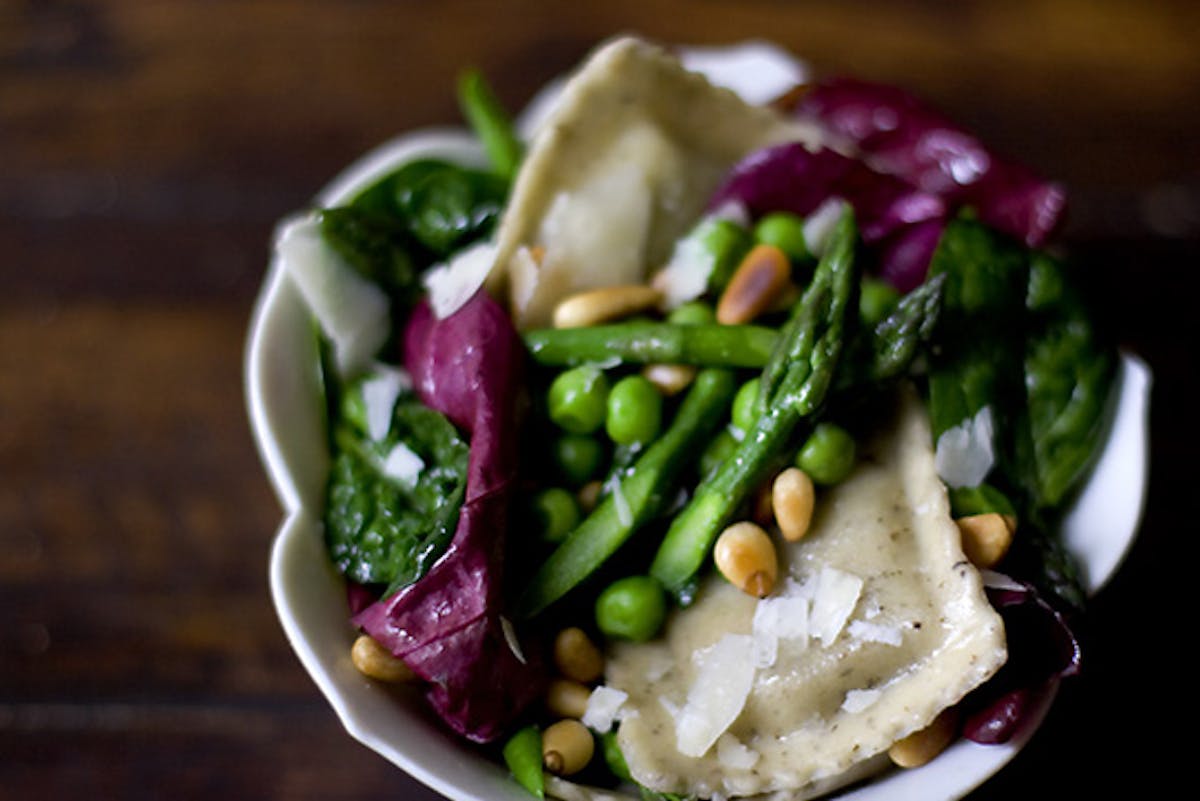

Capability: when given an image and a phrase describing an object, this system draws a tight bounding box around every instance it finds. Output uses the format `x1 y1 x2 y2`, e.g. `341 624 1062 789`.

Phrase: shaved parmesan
715 733 760 770
361 364 412 442
499 616 526 665
935 405 996 488
809 567 863 647
652 230 715 310
278 215 389 376
675 634 755 758
841 688 882 714
802 198 848 258
423 240 498 319
848 620 904 647
751 594 810 668
382 442 424 488
583 686 630 732
607 472 633 527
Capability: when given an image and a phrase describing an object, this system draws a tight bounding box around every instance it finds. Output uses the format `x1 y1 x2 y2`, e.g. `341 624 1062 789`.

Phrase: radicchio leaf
353 291 543 743
961 575 1081 744
708 142 946 243
792 77 1067 248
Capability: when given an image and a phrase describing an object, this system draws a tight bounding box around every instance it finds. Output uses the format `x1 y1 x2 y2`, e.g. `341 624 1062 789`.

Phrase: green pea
699 428 739 480
605 375 663 446
532 487 580 544
595 575 666 642
754 211 811 263
859 278 901 326
668 300 716 326
796 422 857 485
731 377 761 433
699 218 753 292
548 366 610 434
553 434 605 485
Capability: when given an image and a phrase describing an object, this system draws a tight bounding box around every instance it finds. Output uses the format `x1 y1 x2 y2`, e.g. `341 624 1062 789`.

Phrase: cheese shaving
423 240 497 319
583 685 630 732
675 634 755 758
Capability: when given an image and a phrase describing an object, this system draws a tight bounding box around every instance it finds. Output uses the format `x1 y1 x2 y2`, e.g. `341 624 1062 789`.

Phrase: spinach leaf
1020 252 1117 510
924 218 1118 612
325 389 470 595
926 218 1028 461
318 205 423 310
349 158 508 258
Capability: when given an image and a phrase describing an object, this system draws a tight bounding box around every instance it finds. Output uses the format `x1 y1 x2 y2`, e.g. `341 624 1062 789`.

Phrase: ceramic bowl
245 41 1152 801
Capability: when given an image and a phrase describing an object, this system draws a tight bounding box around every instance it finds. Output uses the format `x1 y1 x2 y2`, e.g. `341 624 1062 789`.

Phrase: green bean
524 323 779 368
595 575 667 642
517 368 736 618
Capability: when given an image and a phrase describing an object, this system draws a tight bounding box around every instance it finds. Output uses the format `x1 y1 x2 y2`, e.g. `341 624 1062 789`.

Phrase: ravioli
605 388 1007 799
489 36 824 329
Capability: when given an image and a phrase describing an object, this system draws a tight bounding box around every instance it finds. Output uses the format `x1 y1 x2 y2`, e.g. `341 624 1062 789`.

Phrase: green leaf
324 390 469 594
349 158 507 258
1020 253 1117 509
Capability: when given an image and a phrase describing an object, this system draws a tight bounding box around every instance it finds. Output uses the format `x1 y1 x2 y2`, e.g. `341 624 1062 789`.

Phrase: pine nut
552 285 663 329
888 707 959 768
541 719 595 775
751 480 775 528
641 363 696 396
716 244 792 325
546 678 592 719
955 513 1014 569
350 634 416 683
713 521 778 598
773 467 815 542
553 626 604 684
576 480 603 513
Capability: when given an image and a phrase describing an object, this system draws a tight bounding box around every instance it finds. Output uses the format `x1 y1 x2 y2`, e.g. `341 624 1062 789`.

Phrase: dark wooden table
3 2 1196 798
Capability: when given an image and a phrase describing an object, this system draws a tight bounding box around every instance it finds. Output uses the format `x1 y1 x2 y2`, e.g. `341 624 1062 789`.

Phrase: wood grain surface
3 1 1196 799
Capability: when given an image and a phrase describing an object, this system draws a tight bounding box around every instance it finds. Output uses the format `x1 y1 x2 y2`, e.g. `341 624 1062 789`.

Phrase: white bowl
244 44 1152 801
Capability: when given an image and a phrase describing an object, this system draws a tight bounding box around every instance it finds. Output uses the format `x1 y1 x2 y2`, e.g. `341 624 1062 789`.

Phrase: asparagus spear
650 207 859 594
517 368 736 619
523 322 779 368
833 271 947 392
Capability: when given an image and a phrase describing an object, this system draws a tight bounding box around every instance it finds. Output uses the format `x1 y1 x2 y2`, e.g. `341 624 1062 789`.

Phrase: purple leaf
353 291 544 743
708 142 946 244
961 576 1081 744
793 77 1067 247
